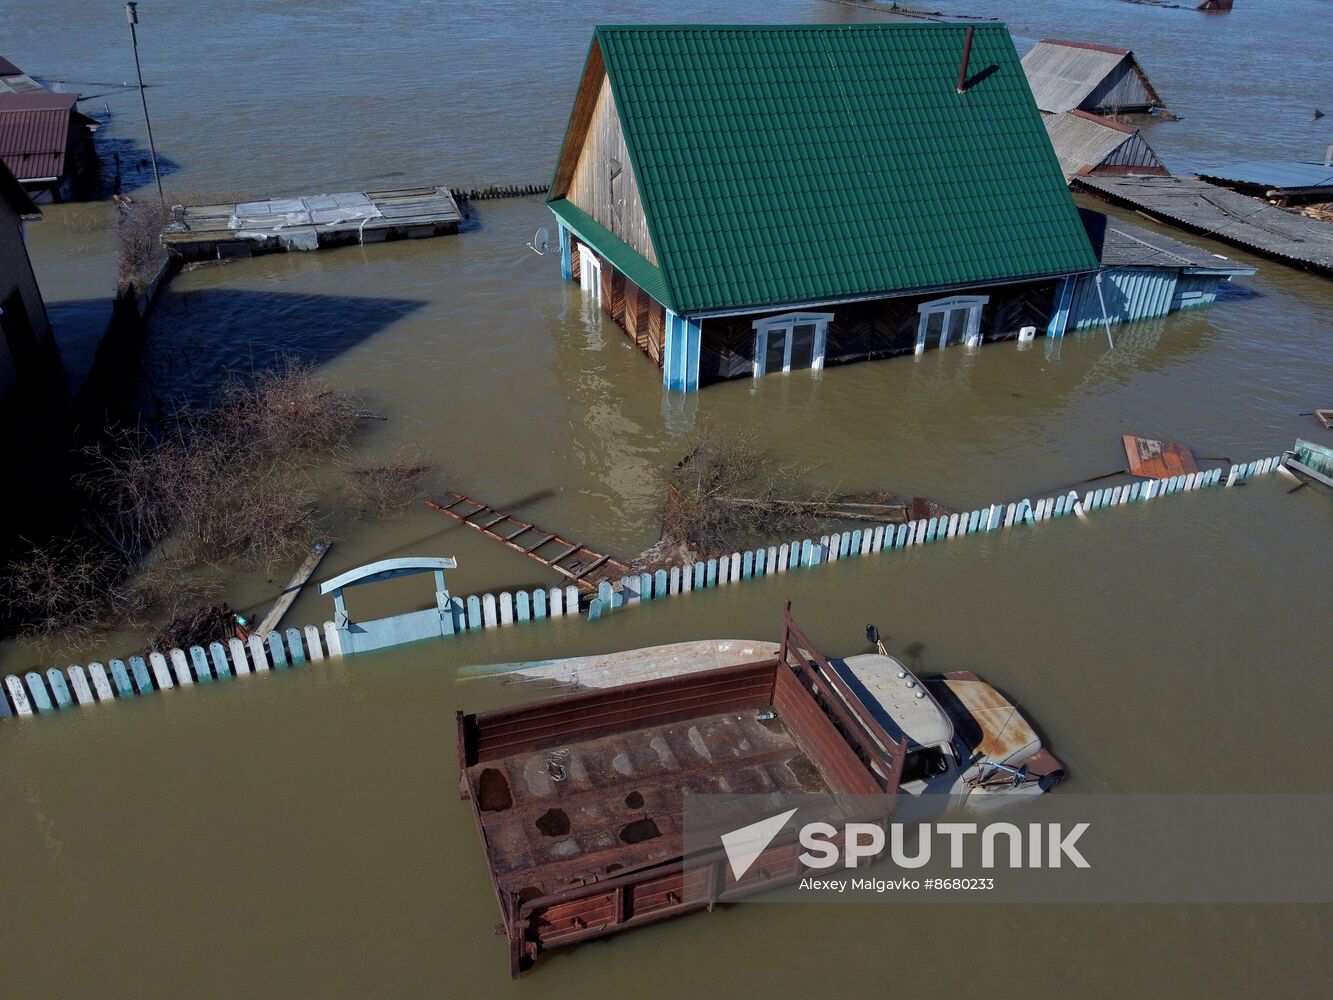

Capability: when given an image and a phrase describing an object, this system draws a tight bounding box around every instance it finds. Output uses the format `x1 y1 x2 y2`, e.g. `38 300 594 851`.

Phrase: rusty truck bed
458 609 906 975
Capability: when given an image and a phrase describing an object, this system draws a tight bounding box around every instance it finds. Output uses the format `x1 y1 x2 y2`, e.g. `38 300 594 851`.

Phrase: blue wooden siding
1170 274 1221 312
1068 267 1224 330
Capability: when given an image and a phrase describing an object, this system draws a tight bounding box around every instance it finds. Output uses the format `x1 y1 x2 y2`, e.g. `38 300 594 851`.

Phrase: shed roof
550 24 1097 316
1078 208 1254 274
1043 109 1162 182
1022 38 1163 114
0 92 81 182
1197 161 1333 194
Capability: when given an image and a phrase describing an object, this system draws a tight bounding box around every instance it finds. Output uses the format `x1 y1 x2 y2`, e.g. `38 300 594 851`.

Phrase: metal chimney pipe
956 25 974 94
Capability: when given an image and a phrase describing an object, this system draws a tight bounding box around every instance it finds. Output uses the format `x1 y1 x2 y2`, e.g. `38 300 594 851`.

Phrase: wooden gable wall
563 71 658 267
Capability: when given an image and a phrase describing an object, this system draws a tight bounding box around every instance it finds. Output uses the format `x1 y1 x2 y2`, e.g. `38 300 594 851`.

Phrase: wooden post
149 651 174 689
305 625 325 661
190 646 213 682
248 634 270 671
68 666 94 705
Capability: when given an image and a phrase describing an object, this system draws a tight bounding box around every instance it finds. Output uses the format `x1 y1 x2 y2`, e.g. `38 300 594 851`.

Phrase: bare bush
3 361 370 649
655 424 823 560
218 365 360 458
116 197 174 291
343 449 434 518
149 604 238 654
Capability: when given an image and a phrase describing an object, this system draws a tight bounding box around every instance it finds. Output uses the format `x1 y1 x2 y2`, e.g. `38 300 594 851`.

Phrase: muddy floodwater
3 1 1331 997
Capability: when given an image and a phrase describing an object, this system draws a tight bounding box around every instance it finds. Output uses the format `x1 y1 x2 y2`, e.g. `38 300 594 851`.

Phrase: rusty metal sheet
1123 435 1198 478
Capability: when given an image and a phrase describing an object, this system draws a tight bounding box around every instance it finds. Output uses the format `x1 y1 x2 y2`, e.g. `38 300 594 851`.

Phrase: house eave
681 268 1100 321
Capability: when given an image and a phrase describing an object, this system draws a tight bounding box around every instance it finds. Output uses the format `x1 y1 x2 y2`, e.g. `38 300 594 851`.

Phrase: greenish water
2 0 1330 996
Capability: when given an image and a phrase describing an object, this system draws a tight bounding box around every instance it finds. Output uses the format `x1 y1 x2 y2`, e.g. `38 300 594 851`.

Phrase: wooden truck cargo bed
457 609 906 975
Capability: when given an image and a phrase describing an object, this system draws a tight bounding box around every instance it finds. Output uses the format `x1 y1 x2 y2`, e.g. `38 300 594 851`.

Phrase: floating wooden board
1315 409 1333 430
1123 435 1198 479
256 541 331 636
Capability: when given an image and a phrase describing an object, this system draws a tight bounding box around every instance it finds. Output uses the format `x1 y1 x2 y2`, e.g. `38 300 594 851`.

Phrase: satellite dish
527 225 552 255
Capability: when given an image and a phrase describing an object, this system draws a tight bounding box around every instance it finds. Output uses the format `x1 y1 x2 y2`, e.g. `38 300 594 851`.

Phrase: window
900 745 953 785
577 243 601 305
915 295 989 354
752 312 832 377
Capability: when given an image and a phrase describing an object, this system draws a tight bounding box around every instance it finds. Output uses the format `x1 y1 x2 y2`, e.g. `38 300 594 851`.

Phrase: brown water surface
1 1 1330 997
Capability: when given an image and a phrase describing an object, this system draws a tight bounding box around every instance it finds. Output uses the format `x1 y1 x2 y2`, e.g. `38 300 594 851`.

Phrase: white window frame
751 312 833 378
915 295 989 354
577 242 601 305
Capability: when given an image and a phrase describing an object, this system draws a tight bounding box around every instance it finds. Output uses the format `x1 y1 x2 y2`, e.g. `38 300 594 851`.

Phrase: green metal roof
557 23 1098 316
547 198 671 305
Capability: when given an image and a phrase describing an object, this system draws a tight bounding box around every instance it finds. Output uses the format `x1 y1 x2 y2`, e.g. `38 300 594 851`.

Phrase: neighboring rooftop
0 91 88 183
549 23 1097 316
1196 161 1333 197
0 58 48 96
1078 207 1255 275
1044 109 1168 182
1022 38 1167 115
1075 173 1333 275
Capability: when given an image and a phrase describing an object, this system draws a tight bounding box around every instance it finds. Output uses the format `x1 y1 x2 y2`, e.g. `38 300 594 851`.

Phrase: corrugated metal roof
1074 174 1333 272
1079 207 1253 273
0 93 80 182
1197 161 1333 193
1045 111 1135 181
0 72 49 96
556 24 1096 316
1022 38 1165 115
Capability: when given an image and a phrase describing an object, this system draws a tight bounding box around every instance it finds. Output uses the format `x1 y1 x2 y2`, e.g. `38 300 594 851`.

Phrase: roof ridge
596 22 999 31
1037 37 1130 56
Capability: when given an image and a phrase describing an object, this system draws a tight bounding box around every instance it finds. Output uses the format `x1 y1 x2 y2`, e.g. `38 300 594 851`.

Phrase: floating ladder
426 492 630 593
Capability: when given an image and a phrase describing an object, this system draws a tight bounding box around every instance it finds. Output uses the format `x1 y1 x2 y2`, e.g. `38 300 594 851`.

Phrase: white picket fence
580 454 1288 619
0 454 1287 721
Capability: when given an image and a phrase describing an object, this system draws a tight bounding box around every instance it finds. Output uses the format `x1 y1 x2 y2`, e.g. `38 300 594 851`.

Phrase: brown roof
0 92 80 182
1039 37 1131 56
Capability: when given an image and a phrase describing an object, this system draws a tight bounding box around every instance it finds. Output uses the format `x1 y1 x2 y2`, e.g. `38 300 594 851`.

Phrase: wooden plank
550 543 583 564
479 514 510 531
524 533 557 553
256 541 331 636
1123 435 1198 479
572 554 611 579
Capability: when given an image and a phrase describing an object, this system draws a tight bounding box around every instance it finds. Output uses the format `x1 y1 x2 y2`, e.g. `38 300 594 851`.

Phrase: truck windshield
901 746 951 784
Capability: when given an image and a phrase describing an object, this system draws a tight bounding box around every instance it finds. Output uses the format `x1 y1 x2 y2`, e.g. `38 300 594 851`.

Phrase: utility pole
124 2 163 201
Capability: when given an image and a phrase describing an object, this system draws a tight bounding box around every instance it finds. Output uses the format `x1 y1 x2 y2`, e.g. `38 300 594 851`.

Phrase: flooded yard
2 0 1329 997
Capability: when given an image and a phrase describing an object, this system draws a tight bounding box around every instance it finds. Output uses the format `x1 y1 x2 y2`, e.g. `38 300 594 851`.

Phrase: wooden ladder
426 492 630 593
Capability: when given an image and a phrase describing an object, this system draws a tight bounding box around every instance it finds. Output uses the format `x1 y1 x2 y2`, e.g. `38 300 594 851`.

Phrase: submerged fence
0 454 1288 721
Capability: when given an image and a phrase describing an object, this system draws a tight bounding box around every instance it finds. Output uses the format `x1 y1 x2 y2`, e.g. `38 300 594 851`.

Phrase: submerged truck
457 607 1062 975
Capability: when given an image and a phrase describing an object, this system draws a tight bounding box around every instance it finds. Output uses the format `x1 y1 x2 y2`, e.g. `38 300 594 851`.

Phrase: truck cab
832 650 1064 805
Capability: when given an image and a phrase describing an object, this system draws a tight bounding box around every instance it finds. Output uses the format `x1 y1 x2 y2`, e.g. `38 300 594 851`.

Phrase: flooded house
0 59 99 202
1071 208 1254 331
0 160 51 401
546 23 1103 391
1021 38 1168 116
1044 110 1169 184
